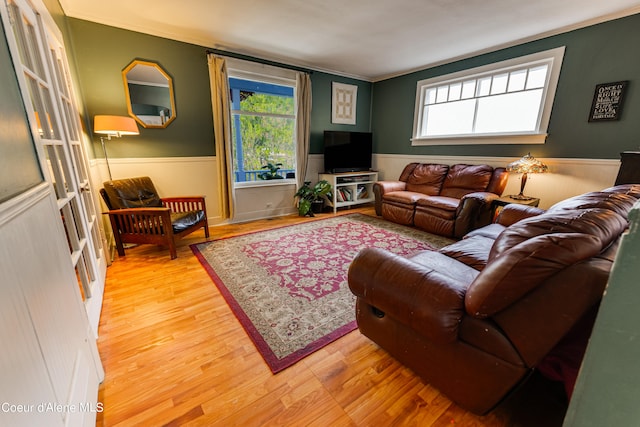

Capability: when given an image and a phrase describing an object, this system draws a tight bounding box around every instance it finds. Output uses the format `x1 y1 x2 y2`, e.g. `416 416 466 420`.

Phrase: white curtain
207 54 234 219
295 72 312 189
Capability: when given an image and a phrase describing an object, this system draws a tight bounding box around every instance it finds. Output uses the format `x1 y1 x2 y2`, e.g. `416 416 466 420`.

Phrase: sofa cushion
170 210 205 233
440 164 493 199
381 201 415 225
489 208 628 262
465 223 506 240
382 190 432 206
409 250 480 286
548 191 637 220
495 204 546 226
602 184 640 198
415 196 460 218
405 163 449 195
439 235 494 270
465 232 603 317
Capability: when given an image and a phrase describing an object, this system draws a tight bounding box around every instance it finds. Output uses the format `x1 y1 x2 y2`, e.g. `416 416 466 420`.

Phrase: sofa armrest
495 204 545 226
373 181 407 215
454 192 501 238
348 247 470 343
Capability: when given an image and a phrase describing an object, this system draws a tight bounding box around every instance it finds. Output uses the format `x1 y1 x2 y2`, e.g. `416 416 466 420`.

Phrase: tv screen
323 131 372 173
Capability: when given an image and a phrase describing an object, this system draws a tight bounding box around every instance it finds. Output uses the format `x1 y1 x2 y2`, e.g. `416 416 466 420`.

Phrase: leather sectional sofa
349 184 639 414
374 163 508 238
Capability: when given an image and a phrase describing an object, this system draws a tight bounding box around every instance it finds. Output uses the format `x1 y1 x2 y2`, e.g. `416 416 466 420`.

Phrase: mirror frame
122 59 176 129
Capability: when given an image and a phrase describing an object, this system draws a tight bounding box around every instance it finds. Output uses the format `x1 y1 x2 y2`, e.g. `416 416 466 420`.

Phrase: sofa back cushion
485 167 509 195
398 162 419 182
465 207 628 317
548 191 637 220
440 164 493 199
405 163 449 195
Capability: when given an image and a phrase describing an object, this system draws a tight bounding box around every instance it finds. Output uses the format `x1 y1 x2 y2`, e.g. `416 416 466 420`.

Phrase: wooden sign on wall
588 81 628 122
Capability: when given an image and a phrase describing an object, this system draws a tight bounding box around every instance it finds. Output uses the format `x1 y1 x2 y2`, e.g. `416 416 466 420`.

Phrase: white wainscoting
90 156 222 223
89 154 622 226
90 156 330 226
373 154 621 209
233 155 327 223
0 183 103 427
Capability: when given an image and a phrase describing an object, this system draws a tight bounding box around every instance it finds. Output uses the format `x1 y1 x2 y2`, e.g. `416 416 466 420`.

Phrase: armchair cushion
171 210 206 233
103 176 162 209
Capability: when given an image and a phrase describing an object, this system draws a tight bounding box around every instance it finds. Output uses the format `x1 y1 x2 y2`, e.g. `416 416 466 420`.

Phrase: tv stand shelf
320 171 378 213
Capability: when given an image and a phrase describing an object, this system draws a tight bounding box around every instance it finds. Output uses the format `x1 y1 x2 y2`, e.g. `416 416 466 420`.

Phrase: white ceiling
59 0 640 81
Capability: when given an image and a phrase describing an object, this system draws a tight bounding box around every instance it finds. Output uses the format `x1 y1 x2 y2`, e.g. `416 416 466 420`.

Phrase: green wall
68 19 214 158
309 72 372 153
372 13 640 159
67 19 372 159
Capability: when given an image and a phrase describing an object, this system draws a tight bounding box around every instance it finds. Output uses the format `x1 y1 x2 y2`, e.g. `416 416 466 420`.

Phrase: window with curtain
412 46 565 146
227 59 298 186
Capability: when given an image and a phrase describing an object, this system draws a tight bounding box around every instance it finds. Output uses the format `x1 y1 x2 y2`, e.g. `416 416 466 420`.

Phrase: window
227 59 297 185
412 47 565 145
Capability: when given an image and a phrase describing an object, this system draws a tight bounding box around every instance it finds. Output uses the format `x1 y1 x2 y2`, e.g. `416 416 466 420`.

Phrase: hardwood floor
95 207 567 426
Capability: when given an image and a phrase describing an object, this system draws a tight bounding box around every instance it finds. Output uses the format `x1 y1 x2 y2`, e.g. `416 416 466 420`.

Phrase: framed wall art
588 81 628 122
331 82 357 125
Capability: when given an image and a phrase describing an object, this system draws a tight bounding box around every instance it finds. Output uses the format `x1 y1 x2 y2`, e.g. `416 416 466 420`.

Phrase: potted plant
259 162 284 180
294 180 332 216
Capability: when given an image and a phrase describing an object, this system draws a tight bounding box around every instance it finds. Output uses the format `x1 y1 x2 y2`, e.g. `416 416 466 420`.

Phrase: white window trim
226 58 299 188
411 46 565 146
234 179 296 189
226 57 297 85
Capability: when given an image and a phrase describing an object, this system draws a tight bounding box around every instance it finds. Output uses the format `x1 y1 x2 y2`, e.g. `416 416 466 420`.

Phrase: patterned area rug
191 213 454 373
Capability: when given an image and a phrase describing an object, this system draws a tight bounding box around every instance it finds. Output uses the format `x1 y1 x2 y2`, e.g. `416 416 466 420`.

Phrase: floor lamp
94 115 139 181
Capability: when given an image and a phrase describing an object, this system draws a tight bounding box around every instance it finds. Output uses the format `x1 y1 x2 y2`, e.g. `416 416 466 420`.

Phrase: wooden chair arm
103 208 172 236
104 207 170 215
161 196 207 214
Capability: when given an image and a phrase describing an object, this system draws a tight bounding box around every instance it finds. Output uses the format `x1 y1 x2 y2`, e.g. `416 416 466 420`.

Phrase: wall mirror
122 59 176 128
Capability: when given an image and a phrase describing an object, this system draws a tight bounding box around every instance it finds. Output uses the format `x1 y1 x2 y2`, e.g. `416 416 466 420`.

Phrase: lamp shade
94 115 139 137
506 153 548 174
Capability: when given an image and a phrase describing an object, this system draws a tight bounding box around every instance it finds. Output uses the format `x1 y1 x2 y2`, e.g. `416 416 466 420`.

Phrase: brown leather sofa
374 163 508 238
349 184 640 414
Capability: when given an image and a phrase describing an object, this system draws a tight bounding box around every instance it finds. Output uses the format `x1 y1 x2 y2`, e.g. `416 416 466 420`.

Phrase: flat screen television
323 131 372 173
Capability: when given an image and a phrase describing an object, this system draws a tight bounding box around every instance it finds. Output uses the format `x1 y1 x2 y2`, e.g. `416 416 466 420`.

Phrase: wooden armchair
100 176 209 259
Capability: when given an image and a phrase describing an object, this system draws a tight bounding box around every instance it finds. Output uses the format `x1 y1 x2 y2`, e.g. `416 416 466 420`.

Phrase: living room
64 5 640 224
1 0 639 426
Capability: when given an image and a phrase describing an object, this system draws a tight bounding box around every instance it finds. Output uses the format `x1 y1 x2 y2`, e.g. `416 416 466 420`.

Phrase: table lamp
506 153 548 200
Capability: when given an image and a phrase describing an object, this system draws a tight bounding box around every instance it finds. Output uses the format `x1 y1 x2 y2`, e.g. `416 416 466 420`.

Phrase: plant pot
311 200 324 214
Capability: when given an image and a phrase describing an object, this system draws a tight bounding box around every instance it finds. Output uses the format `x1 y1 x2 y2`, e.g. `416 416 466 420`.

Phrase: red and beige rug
191 213 453 373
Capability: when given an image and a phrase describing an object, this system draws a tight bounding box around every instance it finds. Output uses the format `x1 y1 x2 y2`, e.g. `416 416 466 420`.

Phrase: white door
0 4 103 425
3 0 107 335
